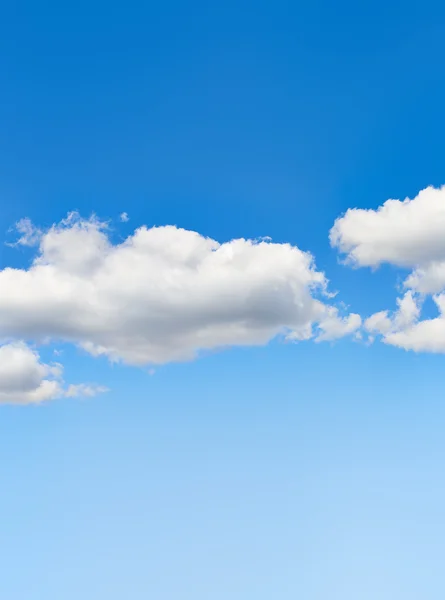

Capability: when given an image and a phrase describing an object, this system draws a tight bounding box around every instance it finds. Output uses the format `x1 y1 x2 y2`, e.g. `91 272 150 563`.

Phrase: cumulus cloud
316 307 362 342
120 212 129 223
332 185 445 353
1 212 357 369
404 261 445 295
330 185 445 295
376 294 445 353
330 185 445 274
0 342 106 405
364 291 420 341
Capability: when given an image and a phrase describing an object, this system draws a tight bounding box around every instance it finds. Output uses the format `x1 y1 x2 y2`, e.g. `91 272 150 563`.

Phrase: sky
1 1 445 598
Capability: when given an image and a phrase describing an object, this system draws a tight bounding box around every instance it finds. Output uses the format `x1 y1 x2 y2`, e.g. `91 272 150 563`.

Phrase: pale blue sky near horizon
1 1 445 598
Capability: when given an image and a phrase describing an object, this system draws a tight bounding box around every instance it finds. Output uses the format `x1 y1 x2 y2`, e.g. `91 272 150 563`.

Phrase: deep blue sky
1 2 445 598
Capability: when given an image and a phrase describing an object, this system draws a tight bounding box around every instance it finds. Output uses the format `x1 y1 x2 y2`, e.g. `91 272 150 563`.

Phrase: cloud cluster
12 181 445 405
0 342 106 404
2 213 359 366
0 211 361 403
332 185 445 352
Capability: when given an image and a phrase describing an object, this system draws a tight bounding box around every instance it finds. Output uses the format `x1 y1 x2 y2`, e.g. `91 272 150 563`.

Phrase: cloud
404 262 445 295
364 291 420 341
330 186 445 276
65 383 109 398
331 185 445 353
120 212 129 223
315 307 362 342
0 342 106 405
7 218 42 247
1 212 357 368
376 294 445 353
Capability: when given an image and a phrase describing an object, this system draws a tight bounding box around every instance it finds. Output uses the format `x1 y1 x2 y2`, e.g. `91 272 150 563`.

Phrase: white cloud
330 185 445 274
331 185 445 353
65 383 109 398
383 294 445 353
1 212 357 368
315 307 362 342
391 290 421 330
7 218 42 247
0 342 106 405
404 261 445 295
120 212 129 223
364 311 393 336
364 291 420 340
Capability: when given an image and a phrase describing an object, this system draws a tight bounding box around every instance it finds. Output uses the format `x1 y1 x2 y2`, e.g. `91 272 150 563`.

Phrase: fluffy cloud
365 293 445 353
364 291 420 342
330 185 445 276
404 262 445 295
315 307 361 342
332 185 445 353
0 212 357 368
0 342 106 404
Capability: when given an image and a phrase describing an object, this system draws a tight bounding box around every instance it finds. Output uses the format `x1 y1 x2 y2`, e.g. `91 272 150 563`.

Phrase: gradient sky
1 1 445 598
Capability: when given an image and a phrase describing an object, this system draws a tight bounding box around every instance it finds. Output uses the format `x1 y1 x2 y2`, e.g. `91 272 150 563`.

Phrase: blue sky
1 1 445 598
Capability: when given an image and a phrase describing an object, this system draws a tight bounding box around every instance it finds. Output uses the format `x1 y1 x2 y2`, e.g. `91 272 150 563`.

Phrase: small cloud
120 212 129 223
315 307 362 342
0 341 108 405
7 218 42 248
65 383 109 398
